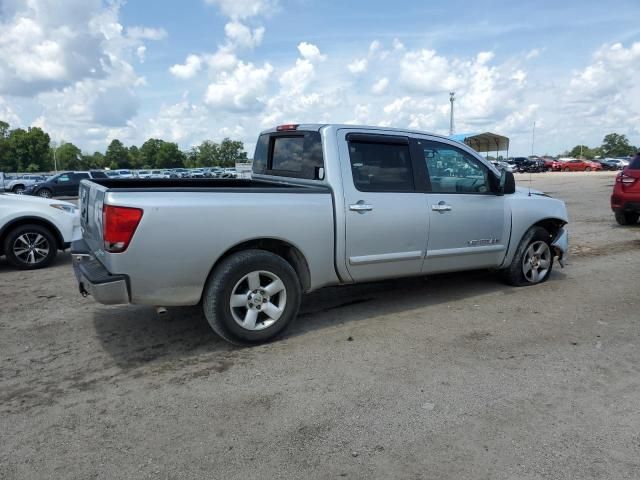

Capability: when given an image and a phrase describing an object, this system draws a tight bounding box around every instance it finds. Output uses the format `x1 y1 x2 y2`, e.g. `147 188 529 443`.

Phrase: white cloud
526 48 540 60
127 26 167 41
170 54 203 79
298 42 326 62
136 46 146 63
205 0 278 19
347 58 368 74
224 20 265 49
205 61 273 110
371 77 389 95
400 49 461 93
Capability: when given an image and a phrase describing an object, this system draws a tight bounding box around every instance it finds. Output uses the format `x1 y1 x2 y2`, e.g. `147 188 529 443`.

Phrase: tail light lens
617 173 638 186
103 205 143 253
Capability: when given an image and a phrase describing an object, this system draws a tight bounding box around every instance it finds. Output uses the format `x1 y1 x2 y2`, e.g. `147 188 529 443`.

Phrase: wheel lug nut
256 305 261 310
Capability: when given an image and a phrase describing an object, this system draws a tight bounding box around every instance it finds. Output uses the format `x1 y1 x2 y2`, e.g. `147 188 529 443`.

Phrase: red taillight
102 205 143 253
276 124 299 131
617 173 638 185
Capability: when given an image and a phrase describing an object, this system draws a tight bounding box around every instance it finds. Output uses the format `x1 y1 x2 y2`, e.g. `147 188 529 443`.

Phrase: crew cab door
338 130 429 282
414 138 509 273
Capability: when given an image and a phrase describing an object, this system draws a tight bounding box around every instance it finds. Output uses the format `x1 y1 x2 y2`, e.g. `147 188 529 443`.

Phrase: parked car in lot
115 169 134 178
560 159 602 172
0 174 47 194
23 171 108 198
512 158 546 173
0 193 80 269
601 158 626 170
72 123 569 345
611 154 640 225
593 159 620 171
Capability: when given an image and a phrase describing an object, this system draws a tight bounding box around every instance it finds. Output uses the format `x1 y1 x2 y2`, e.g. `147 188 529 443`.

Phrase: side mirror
498 170 516 195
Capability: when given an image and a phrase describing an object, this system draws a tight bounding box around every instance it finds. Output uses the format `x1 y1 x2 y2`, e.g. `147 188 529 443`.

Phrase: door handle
431 201 452 213
349 201 373 213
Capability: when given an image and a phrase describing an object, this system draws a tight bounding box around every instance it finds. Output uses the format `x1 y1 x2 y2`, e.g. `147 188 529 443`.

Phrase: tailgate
79 180 106 253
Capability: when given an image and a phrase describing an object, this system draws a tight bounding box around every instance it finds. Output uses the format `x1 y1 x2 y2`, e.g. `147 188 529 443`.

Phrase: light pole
449 92 455 136
531 121 536 156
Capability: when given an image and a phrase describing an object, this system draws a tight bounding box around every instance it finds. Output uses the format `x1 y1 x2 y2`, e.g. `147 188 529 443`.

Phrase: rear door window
629 156 640 169
347 137 414 192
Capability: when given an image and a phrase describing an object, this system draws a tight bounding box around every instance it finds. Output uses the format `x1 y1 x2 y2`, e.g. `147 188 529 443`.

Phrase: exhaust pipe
155 306 168 317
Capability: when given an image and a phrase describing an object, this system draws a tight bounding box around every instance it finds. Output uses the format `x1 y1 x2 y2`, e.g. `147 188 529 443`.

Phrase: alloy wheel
229 270 287 331
12 233 50 265
522 240 551 283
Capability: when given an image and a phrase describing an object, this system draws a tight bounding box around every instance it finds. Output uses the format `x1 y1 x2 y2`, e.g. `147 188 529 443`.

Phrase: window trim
416 139 497 195
347 135 417 193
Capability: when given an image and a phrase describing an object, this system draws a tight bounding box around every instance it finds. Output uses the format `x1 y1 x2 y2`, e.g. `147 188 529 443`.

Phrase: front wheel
615 212 639 226
563 167 570 172
202 249 302 345
501 226 554 286
585 167 591 172
3 224 58 269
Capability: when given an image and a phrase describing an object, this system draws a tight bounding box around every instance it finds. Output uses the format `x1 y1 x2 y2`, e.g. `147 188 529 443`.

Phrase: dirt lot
1 171 639 479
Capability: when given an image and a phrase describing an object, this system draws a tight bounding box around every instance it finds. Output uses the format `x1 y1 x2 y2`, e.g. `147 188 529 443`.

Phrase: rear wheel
202 249 302 345
3 224 57 269
563 167 570 172
11 185 25 194
502 226 554 286
615 211 639 226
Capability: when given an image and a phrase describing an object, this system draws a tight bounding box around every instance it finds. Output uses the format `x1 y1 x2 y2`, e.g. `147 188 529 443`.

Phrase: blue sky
1 0 639 156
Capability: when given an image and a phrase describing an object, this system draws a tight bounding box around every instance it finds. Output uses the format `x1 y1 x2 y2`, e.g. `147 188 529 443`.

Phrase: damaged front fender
551 228 568 267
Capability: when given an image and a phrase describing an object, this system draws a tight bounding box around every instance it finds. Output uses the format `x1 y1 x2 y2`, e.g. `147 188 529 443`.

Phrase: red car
611 156 640 225
560 159 602 172
547 159 565 171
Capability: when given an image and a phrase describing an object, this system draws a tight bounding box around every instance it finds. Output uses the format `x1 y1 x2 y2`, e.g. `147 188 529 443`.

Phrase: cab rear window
253 131 324 179
629 156 640 170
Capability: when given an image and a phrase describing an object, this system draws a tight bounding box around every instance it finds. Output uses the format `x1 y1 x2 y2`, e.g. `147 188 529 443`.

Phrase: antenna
449 92 455 136
529 121 535 197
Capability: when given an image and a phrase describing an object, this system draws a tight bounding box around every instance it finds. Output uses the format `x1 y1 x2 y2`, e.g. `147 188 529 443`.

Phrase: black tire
585 167 591 172
615 212 639 226
202 249 302 345
563 167 570 172
501 226 554 287
37 188 53 198
11 185 25 194
3 224 58 270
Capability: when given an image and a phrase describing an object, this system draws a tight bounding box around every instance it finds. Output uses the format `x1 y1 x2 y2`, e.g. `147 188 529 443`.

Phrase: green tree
55 142 83 170
601 133 633 157
105 139 130 169
217 138 248 167
82 151 106 169
6 127 51 172
155 141 185 169
569 145 596 159
139 138 163 168
194 140 220 167
0 120 10 171
128 145 144 168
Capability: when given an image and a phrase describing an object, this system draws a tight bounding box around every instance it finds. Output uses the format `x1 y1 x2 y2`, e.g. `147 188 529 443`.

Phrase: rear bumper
551 227 568 268
71 240 130 305
611 201 640 214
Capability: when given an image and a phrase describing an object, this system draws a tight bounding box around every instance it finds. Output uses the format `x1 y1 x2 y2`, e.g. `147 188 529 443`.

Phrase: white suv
0 193 80 269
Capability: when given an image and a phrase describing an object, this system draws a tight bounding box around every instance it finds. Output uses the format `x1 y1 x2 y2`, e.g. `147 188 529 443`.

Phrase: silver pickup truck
72 124 568 344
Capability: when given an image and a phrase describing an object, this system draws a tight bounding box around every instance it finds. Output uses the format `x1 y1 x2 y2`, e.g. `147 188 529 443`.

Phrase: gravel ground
1 171 639 479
